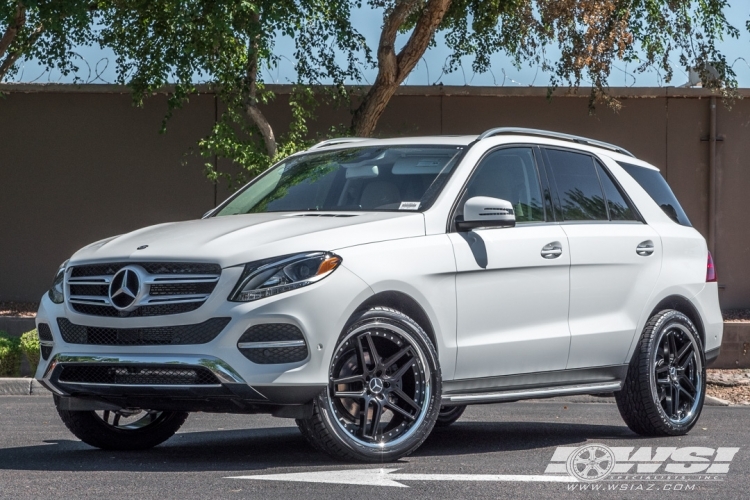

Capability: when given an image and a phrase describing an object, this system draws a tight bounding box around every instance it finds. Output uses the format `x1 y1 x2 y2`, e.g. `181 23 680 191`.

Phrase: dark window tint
617 162 691 226
595 162 638 221
546 149 607 221
462 148 545 223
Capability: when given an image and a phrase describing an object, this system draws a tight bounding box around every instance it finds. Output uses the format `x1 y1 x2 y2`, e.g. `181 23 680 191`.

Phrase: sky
10 3 750 88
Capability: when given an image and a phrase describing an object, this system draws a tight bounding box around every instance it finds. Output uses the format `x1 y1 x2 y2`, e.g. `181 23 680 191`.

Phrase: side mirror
456 196 515 232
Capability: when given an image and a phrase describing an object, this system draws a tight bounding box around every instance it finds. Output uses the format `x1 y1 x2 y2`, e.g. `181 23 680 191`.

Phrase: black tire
55 398 188 450
615 309 706 436
435 405 466 427
297 307 441 462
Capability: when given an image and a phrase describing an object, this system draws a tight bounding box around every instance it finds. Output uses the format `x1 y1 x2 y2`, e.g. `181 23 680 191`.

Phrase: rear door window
617 162 692 226
544 149 608 221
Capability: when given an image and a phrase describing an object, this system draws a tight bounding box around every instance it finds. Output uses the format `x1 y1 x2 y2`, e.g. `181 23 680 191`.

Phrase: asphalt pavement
1 395 749 499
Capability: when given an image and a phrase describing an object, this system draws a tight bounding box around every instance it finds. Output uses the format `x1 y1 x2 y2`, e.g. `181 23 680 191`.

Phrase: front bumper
35 264 373 410
40 352 324 414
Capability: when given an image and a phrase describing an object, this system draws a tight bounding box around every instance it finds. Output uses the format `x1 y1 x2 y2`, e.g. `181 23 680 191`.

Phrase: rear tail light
706 251 717 283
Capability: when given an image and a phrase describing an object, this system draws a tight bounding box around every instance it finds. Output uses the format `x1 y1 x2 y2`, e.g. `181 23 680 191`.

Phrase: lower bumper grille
58 365 219 385
237 323 308 364
57 317 230 345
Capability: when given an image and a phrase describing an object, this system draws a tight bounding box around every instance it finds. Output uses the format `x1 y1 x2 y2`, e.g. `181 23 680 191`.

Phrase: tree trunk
351 0 452 137
243 15 276 158
0 3 26 81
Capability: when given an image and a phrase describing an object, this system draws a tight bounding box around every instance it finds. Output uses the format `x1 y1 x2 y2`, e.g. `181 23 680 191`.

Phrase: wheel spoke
668 332 678 362
672 383 681 417
383 346 411 369
368 402 384 440
676 341 694 364
393 388 421 412
656 377 671 386
389 358 416 381
333 374 365 385
679 375 697 395
385 401 416 421
355 336 370 375
334 389 366 399
655 363 670 374
102 410 110 424
112 414 121 427
365 333 381 367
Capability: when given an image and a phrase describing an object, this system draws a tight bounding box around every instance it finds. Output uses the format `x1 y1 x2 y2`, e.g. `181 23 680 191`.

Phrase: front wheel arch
351 291 438 353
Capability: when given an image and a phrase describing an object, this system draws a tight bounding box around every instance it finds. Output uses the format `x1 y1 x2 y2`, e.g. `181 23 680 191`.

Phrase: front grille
58 365 219 385
70 302 203 317
67 261 221 317
238 323 308 364
71 262 222 277
57 317 230 345
37 323 53 342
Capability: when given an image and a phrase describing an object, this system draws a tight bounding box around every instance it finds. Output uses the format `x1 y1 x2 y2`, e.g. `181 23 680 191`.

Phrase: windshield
214 145 465 216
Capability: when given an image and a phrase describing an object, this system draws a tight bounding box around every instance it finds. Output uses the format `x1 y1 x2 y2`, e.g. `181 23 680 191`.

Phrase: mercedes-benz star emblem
109 267 142 311
368 378 384 395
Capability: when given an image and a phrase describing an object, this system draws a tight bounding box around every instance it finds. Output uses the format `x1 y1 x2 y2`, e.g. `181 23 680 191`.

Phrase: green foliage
20 329 40 375
0 332 22 378
435 0 740 108
98 0 368 189
0 1 99 82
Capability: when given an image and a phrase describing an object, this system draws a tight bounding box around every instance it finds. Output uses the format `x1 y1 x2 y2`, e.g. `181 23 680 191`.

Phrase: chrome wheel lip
327 321 432 450
649 322 703 425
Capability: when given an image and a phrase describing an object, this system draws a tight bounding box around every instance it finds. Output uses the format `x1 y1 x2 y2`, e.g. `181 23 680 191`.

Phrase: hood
70 212 425 267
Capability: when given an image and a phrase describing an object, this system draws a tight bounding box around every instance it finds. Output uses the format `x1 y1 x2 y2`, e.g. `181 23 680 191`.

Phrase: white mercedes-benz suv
35 128 722 462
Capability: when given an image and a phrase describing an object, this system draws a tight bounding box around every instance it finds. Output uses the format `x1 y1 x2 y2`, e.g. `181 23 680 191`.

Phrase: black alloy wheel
653 322 703 423
297 307 441 461
615 309 706 436
55 397 188 450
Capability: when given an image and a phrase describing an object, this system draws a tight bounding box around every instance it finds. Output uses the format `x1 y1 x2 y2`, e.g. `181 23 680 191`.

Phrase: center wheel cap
368 377 384 395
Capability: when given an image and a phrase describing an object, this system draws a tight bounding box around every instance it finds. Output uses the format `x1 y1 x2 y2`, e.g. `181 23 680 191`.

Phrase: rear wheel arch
351 291 438 352
648 295 705 347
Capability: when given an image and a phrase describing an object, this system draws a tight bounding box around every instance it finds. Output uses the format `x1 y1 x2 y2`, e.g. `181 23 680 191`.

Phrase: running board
441 381 622 405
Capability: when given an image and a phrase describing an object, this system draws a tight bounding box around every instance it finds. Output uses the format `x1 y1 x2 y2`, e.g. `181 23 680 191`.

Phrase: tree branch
244 13 276 158
351 0 451 136
0 2 25 59
0 21 42 83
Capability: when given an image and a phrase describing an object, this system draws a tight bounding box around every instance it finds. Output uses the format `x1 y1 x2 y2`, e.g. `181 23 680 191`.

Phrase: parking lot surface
1 396 748 499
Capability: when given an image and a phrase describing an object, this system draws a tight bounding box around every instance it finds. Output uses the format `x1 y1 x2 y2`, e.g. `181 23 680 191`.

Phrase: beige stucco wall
0 85 747 309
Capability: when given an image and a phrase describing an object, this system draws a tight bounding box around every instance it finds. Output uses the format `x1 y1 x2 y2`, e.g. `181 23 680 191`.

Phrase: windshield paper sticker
399 201 421 210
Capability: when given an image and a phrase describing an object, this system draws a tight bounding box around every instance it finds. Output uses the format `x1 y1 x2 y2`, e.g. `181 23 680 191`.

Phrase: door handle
636 240 655 256
541 241 563 259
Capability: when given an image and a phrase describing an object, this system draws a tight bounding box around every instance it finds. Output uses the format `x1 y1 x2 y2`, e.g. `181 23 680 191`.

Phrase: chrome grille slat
66 262 221 317
143 294 211 304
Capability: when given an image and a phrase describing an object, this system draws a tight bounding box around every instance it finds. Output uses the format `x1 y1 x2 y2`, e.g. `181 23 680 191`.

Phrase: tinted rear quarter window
617 162 691 226
595 162 638 221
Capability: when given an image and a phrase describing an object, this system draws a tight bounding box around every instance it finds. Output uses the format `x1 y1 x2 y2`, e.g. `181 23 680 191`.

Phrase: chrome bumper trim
42 353 246 385
237 340 306 349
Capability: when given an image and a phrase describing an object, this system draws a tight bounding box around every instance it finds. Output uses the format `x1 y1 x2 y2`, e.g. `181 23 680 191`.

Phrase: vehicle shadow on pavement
0 419 637 473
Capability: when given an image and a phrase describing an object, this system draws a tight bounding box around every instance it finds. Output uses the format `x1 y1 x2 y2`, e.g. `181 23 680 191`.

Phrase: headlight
229 252 342 302
48 260 68 304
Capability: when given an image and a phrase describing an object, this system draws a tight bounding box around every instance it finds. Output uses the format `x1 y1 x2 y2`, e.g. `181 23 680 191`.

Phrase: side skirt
442 365 627 405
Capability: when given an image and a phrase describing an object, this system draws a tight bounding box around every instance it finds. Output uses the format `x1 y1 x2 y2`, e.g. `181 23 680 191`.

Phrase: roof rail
307 137 374 151
476 127 635 157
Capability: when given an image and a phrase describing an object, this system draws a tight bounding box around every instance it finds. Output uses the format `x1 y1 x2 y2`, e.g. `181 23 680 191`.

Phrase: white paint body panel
562 223 662 369
449 225 571 378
